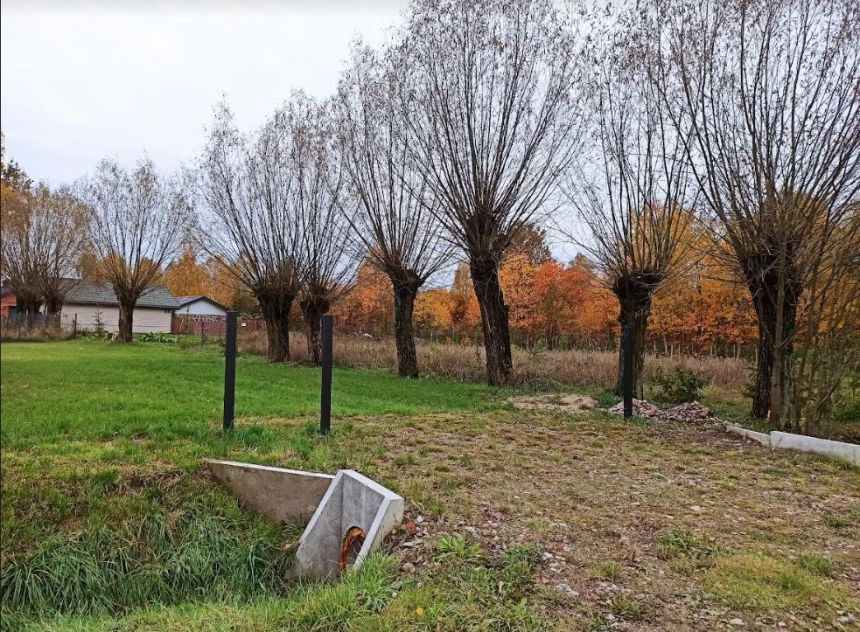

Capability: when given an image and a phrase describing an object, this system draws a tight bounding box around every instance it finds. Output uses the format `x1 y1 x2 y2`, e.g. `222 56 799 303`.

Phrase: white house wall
63 304 173 333
178 300 227 317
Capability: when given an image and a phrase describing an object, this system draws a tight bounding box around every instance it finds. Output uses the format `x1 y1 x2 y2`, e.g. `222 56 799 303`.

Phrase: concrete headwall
206 460 334 524
725 426 859 466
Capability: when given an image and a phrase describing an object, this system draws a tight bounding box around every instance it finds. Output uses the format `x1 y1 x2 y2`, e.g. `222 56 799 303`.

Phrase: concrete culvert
340 526 367 571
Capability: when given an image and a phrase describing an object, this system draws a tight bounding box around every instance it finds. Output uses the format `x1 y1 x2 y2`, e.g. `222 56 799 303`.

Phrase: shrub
652 366 708 403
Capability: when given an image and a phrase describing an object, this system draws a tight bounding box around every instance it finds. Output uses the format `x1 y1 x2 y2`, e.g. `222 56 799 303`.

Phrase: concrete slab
296 469 404 579
725 424 772 447
206 459 334 524
770 432 859 466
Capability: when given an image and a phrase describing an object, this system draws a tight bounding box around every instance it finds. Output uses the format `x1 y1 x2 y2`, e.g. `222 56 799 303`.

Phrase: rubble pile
608 399 719 424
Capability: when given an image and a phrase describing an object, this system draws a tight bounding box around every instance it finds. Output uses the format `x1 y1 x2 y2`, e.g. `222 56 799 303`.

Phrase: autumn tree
401 0 585 384
0 141 40 313
0 133 31 192
198 102 302 361
332 262 393 336
81 158 191 342
336 42 452 377
1 178 90 315
563 12 696 396
163 243 207 297
651 0 860 426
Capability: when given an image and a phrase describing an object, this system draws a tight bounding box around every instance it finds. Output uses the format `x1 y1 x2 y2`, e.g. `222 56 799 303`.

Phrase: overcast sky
1 1 409 185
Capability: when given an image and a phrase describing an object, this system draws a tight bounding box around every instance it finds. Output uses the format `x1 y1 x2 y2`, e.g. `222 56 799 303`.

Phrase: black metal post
223 310 237 431
320 314 333 435
622 323 635 418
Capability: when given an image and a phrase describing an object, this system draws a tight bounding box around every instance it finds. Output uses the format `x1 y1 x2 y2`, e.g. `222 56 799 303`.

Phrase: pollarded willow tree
198 102 302 362
336 42 452 378
82 159 191 342
34 186 91 313
401 0 585 385
651 0 860 427
1 178 42 315
1 184 90 315
289 94 358 364
563 9 698 397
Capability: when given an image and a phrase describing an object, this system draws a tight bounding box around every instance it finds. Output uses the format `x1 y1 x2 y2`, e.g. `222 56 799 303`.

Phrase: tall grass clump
238 331 749 391
0 510 294 622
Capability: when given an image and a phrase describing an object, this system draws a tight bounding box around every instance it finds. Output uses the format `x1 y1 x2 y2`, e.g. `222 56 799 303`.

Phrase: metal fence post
320 314 333 435
622 323 635 418
223 310 237 431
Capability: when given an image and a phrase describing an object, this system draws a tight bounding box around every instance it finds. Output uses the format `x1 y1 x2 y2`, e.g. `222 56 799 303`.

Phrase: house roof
62 280 180 310
175 295 228 311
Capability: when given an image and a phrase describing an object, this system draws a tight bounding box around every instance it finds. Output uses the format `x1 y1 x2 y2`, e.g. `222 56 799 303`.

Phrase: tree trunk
17 294 42 316
745 268 801 422
257 290 294 362
300 297 330 365
44 294 62 315
117 299 134 343
469 258 513 385
392 276 420 378
613 277 654 397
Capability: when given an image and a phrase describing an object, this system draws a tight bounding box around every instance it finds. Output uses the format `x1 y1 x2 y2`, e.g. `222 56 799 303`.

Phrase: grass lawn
1 340 858 631
0 339 501 449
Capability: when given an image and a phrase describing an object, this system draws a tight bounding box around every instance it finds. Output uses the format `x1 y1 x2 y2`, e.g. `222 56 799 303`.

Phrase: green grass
704 551 854 613
0 340 501 449
3 339 858 630
16 542 547 632
1 340 542 631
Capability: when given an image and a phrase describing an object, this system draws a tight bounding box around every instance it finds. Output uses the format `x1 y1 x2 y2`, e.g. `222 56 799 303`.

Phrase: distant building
0 281 17 317
175 296 229 318
60 280 179 333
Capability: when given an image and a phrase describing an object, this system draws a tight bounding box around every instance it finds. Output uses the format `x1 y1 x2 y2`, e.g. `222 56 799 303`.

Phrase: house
60 280 179 333
175 296 229 317
172 295 230 334
1 282 17 317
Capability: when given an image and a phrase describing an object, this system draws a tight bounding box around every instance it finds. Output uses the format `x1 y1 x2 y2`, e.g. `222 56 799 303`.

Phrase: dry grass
238 331 750 392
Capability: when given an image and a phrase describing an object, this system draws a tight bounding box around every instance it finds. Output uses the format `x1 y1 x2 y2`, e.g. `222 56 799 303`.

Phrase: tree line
1 0 857 433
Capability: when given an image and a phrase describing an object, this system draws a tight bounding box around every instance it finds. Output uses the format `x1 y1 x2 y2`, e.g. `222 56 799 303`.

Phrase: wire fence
0 313 75 340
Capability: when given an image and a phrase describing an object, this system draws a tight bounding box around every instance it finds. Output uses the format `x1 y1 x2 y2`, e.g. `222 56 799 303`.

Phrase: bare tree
651 0 860 426
32 186 91 313
81 159 191 342
791 202 860 434
336 42 452 377
563 11 698 396
0 183 90 315
289 95 357 364
198 102 302 361
0 183 42 314
401 0 584 384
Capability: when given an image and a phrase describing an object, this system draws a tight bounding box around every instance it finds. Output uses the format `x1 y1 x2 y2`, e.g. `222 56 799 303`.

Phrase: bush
652 367 708 403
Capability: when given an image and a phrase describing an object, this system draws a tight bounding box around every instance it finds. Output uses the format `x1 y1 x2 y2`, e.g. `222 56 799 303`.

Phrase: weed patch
704 551 857 616
0 508 294 622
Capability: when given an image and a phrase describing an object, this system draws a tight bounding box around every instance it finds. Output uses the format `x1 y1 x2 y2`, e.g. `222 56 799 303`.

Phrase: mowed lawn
1 340 858 631
0 339 500 448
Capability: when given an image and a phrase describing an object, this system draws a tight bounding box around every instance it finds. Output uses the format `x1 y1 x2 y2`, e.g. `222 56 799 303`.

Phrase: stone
729 618 745 626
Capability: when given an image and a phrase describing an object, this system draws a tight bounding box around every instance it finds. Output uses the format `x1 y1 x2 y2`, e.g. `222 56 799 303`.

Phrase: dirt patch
367 412 860 630
509 393 597 413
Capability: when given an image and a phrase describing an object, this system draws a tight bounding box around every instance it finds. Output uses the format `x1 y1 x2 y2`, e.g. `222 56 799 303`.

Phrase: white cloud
1 1 407 184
